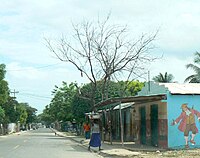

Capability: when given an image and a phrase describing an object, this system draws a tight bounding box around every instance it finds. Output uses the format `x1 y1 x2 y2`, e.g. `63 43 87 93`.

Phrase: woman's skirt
89 133 101 147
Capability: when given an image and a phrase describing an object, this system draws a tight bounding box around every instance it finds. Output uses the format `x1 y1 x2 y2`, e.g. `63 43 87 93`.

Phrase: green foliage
42 80 144 124
96 80 144 99
0 106 5 123
40 106 54 125
95 80 123 101
71 80 144 123
0 64 6 80
0 64 9 105
2 97 37 124
0 80 9 104
71 93 92 123
152 72 174 83
1 97 18 123
42 82 77 123
0 63 37 125
20 103 37 124
185 52 200 83
0 64 9 124
16 103 28 124
126 80 144 96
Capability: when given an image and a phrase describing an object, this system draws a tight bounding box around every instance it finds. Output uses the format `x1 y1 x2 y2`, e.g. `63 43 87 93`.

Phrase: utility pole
10 89 19 99
10 89 19 111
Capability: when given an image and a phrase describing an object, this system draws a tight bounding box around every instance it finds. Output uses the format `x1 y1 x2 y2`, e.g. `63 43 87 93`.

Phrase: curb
50 128 155 157
50 128 111 157
0 130 27 137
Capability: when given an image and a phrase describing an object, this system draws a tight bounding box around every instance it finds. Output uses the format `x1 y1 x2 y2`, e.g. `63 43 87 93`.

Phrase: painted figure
171 103 200 148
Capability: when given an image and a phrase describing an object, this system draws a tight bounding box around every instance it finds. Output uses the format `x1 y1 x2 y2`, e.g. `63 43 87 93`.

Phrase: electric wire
17 92 52 101
6 63 61 72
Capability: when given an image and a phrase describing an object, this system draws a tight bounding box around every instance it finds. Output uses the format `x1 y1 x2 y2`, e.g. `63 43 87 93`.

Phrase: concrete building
95 82 200 149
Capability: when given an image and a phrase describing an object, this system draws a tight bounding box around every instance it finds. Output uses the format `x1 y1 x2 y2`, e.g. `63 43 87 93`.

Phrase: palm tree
152 72 174 83
185 52 200 83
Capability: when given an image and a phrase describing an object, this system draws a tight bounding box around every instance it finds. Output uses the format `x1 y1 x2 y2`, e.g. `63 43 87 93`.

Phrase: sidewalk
0 130 27 138
51 129 164 157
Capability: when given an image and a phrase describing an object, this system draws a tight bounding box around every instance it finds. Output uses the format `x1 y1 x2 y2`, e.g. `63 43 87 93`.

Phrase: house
95 84 165 145
99 102 135 143
95 82 200 149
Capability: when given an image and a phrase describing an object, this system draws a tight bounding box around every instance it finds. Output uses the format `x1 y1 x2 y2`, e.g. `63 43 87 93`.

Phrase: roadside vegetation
0 64 38 134
40 80 144 128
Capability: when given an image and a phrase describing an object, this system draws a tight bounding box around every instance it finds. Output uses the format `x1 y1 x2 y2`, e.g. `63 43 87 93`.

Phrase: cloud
149 55 194 83
1 0 200 112
6 62 46 80
5 61 89 112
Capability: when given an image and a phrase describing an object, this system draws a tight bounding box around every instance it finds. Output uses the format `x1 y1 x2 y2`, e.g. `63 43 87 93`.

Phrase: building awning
95 94 166 110
113 102 134 110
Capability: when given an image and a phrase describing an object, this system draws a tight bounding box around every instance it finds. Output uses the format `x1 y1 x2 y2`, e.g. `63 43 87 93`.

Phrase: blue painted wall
167 93 200 148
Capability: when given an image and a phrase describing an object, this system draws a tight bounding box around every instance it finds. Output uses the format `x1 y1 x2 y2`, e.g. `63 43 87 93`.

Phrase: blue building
95 82 200 149
137 82 200 149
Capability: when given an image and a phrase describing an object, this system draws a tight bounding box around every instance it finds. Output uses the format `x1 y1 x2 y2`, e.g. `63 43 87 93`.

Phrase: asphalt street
0 128 101 158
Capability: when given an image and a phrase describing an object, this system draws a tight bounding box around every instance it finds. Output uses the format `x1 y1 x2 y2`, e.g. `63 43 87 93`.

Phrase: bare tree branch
45 15 159 104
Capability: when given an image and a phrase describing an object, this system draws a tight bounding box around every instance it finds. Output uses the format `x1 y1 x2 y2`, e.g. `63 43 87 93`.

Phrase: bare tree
45 15 158 108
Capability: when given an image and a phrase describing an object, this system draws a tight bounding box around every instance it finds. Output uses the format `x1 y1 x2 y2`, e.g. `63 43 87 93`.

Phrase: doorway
124 111 127 140
140 107 146 144
151 104 158 146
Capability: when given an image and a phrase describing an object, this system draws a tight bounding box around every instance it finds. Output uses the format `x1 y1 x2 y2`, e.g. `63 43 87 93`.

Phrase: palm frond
152 72 174 83
194 52 200 64
186 64 200 73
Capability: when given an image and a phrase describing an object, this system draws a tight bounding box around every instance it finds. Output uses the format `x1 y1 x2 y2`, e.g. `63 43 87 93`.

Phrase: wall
167 93 200 149
137 81 167 96
7 123 17 134
107 108 132 142
123 108 131 141
158 101 168 148
133 101 168 148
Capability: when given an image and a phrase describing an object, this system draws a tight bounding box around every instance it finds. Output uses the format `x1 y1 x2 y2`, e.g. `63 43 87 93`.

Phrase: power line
17 94 51 101
18 92 52 99
6 63 61 72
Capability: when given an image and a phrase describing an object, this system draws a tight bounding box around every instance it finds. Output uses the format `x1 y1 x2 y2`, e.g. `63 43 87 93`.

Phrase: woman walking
88 119 101 151
83 122 90 139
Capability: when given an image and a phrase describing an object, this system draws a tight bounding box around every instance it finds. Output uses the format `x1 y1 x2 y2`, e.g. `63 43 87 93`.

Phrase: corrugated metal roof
95 95 165 109
159 83 200 94
113 102 134 110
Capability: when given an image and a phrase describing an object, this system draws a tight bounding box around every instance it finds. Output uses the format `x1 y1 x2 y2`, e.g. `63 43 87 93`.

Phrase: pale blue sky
1 0 200 113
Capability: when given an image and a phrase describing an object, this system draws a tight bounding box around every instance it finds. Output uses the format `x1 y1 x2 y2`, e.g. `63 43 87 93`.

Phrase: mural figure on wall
171 103 200 148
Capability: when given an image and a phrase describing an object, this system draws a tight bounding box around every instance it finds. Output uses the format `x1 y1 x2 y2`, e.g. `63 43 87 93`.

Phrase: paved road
0 128 101 158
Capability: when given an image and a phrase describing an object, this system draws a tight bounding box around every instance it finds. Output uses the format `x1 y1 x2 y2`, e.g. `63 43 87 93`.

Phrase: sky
1 0 200 114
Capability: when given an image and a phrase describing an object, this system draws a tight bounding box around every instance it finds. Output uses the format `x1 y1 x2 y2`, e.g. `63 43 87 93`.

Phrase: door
151 104 158 146
124 111 127 140
140 107 146 144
